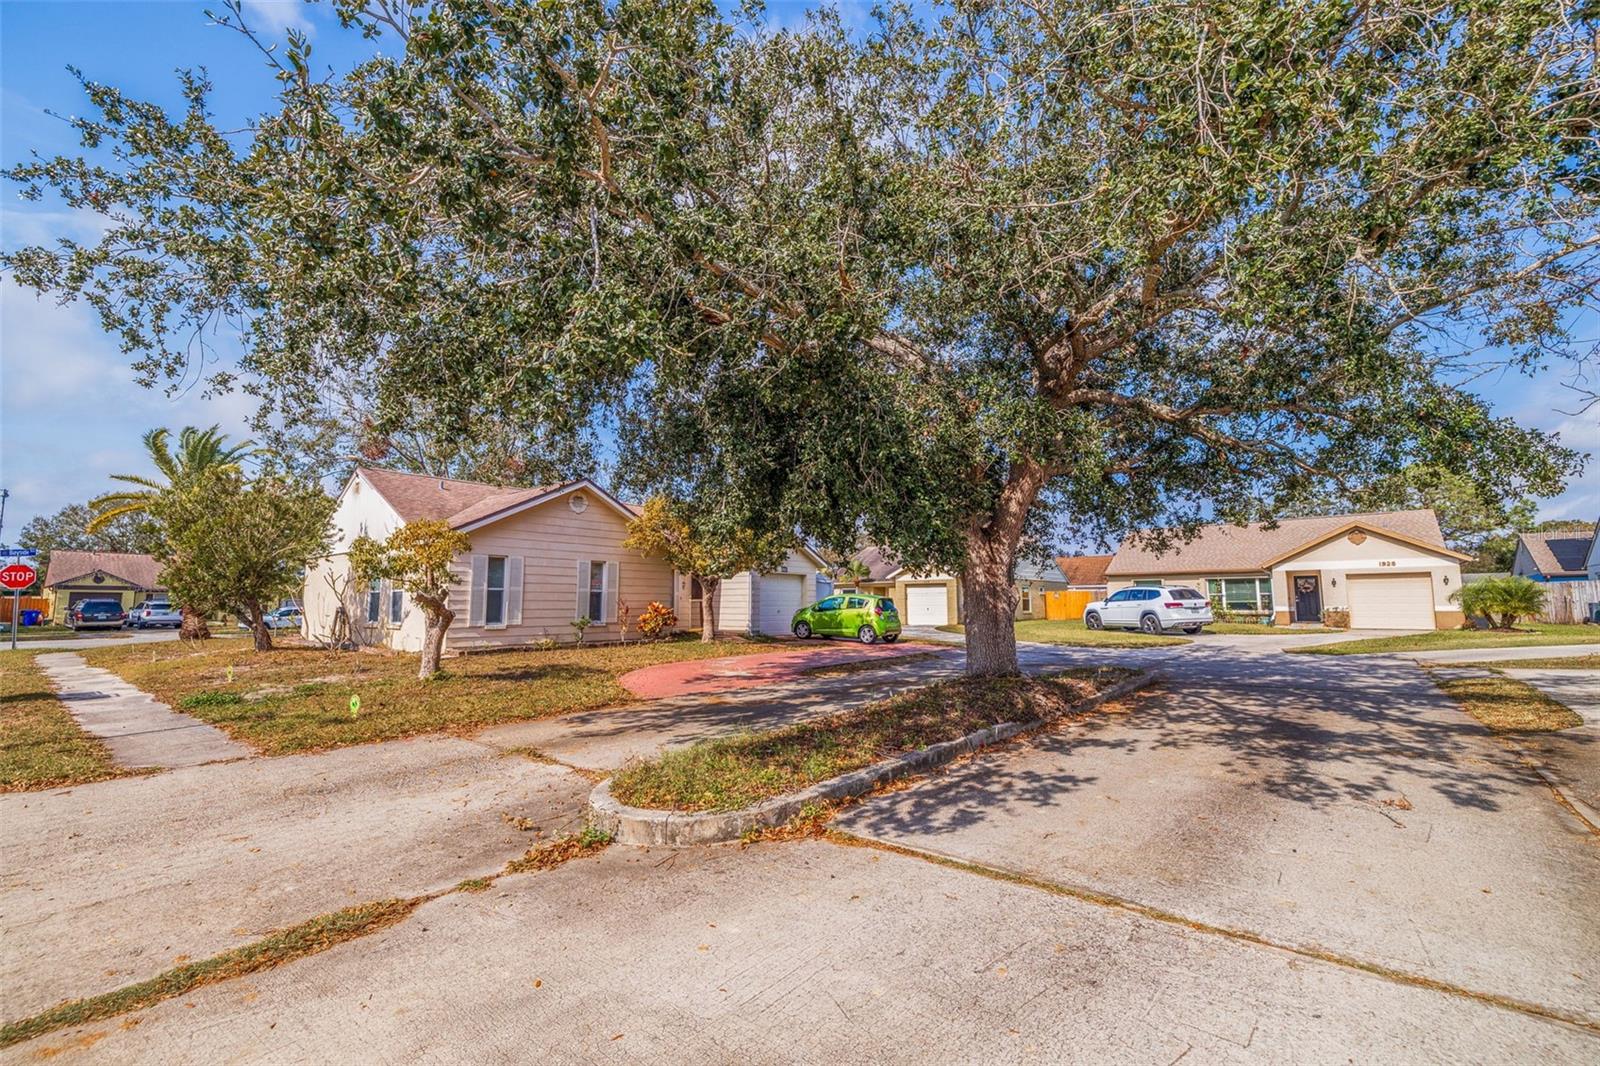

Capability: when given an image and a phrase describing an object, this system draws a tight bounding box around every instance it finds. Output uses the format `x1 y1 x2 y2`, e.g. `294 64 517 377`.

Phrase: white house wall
302 474 417 652
1270 530 1463 625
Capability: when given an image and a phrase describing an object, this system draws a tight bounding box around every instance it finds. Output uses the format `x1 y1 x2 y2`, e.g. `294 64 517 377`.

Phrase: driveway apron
33 651 250 768
836 643 1600 1026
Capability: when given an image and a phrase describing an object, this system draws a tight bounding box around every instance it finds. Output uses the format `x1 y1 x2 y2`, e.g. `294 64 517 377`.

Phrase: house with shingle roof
42 550 166 623
1104 510 1473 630
831 544 1067 624
1055 554 1113 591
1511 527 1597 582
303 467 826 651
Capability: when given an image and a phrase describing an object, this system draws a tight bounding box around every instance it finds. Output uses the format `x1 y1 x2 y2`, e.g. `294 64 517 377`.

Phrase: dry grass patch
611 667 1137 813
1432 672 1582 732
0 651 135 792
504 826 612 874
80 635 805 756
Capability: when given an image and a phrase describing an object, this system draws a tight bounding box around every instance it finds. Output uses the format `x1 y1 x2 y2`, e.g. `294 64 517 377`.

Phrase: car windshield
1168 588 1205 600
144 602 170 610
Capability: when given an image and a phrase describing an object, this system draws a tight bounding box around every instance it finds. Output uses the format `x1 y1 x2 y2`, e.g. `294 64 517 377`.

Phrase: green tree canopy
4 0 1593 673
348 519 471 677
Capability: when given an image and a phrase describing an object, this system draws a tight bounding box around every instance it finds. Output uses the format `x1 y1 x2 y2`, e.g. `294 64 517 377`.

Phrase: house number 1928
1378 560 1397 567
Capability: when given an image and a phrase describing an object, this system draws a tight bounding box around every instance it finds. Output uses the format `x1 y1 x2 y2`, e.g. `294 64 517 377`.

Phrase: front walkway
34 652 251 768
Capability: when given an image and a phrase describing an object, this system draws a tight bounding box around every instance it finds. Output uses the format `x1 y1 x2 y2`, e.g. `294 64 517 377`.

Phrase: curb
589 670 1160 847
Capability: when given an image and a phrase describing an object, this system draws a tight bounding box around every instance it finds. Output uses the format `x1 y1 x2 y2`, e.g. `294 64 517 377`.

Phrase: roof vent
570 492 588 514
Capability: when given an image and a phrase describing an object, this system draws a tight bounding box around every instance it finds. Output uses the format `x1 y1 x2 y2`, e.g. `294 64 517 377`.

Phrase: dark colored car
791 593 903 644
68 599 127 630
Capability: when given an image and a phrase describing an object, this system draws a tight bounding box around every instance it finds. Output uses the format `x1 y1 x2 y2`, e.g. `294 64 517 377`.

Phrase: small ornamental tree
348 519 471 678
623 496 789 642
151 469 334 651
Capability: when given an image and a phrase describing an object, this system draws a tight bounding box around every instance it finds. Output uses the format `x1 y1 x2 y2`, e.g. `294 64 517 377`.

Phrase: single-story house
1590 521 1600 580
1104 509 1471 630
1013 559 1072 620
1511 528 1596 582
303 467 823 651
836 544 964 626
1054 554 1113 592
42 551 166 623
675 545 831 637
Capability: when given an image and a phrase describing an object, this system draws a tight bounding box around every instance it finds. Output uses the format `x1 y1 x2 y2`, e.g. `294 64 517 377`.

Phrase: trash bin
20 610 42 627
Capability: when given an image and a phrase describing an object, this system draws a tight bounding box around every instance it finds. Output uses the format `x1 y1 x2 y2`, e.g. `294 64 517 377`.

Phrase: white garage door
756 573 805 636
1347 573 1435 630
905 584 949 626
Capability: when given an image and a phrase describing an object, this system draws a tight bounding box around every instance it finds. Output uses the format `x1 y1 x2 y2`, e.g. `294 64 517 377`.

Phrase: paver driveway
837 638 1600 1026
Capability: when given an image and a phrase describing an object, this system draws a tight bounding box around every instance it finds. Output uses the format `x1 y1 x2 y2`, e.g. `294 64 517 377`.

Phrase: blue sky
2 0 1595 546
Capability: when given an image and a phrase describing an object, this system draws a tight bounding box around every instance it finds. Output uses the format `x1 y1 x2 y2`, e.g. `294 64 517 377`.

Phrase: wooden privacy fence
1535 580 1600 625
0 596 50 624
1043 589 1097 621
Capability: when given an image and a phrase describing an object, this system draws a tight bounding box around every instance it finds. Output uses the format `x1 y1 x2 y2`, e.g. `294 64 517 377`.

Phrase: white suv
129 600 182 629
1084 586 1214 635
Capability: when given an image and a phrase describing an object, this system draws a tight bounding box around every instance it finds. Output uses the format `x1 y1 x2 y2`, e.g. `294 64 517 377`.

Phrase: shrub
1322 607 1350 629
638 602 677 641
1452 576 1546 630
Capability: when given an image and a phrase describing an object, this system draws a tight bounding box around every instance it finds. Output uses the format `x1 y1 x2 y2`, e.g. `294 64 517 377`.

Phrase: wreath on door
1295 577 1317 594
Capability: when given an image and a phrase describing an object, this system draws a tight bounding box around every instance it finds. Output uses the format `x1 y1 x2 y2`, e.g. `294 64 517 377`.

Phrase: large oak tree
5 0 1593 674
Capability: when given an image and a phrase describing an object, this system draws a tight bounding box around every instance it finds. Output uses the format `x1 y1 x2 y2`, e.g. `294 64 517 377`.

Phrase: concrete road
9 842 1595 1064
837 641 1600 1028
0 737 590 1019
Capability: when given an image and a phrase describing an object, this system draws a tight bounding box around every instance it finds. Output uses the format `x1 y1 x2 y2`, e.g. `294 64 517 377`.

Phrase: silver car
1084 586 1214 635
129 600 182 629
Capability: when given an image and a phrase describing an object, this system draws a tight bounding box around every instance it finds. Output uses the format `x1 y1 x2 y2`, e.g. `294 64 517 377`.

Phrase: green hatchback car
791 593 903 644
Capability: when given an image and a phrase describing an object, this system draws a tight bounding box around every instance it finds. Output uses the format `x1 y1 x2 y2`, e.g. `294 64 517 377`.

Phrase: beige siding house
1105 510 1471 630
1013 559 1071 620
675 547 830 637
837 545 963 627
41 551 166 623
303 468 675 652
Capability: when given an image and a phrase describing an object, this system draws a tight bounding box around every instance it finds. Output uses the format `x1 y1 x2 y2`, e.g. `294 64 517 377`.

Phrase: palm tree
90 425 257 640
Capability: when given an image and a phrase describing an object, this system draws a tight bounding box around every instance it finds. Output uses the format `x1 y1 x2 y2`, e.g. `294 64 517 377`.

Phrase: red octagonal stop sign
0 563 37 591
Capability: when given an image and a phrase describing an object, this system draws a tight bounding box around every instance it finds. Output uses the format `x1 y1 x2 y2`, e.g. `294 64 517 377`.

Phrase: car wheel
883 634 898 643
1084 611 1103 630
857 625 878 645
793 621 811 639
1139 613 1162 635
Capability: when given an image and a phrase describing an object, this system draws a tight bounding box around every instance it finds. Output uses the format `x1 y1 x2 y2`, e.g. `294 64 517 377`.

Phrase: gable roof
354 468 636 531
43 550 164 589
1106 509 1464 576
1515 529 1594 578
850 544 902 583
1055 554 1113 586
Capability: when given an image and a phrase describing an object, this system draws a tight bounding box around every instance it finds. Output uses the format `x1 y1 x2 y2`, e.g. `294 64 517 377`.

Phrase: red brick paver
619 642 942 699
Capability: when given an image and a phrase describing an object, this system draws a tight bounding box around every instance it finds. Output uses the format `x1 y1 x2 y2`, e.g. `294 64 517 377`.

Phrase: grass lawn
2 625 134 642
610 667 1138 812
80 635 811 756
1287 624 1600 656
1446 653 1600 671
939 619 1190 647
1430 670 1582 732
0 650 134 792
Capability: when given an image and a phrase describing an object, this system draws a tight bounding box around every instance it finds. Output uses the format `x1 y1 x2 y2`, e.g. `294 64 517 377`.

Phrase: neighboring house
1511 529 1595 582
303 468 677 651
1104 509 1471 630
42 551 166 623
1588 520 1600 580
674 546 831 637
1055 554 1113 592
1013 559 1071 620
837 544 963 627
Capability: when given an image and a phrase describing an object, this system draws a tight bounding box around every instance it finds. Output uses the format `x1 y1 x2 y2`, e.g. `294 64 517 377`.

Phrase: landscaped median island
598 667 1151 845
77 635 813 755
1286 624 1600 656
0 650 135 792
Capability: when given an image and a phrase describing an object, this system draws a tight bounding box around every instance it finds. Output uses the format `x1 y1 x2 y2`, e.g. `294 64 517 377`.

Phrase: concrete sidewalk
34 651 251 768
0 737 590 1019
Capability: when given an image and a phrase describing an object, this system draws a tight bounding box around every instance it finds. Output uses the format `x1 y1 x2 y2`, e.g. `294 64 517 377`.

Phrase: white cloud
240 0 315 37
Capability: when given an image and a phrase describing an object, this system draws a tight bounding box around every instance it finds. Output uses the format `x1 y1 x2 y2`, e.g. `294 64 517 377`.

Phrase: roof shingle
1055 554 1113 586
1105 510 1450 576
43 550 164 589
357 468 567 528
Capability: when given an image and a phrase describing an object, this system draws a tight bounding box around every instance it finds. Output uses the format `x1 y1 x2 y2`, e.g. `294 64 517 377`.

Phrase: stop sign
0 563 37 591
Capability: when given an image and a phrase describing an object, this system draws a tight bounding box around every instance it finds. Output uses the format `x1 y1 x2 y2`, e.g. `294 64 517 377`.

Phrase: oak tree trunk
178 605 211 641
243 599 274 651
962 534 1020 677
701 578 719 643
418 600 453 679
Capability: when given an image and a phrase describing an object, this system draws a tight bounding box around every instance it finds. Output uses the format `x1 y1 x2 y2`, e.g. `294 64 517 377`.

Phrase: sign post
0 562 39 651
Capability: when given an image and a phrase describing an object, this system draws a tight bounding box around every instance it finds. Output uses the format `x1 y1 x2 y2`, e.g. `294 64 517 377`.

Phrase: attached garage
756 573 805 636
905 584 950 626
1347 573 1435 630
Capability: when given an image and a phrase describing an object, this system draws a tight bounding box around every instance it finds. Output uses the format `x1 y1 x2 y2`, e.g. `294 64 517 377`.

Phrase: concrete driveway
836 640 1600 1028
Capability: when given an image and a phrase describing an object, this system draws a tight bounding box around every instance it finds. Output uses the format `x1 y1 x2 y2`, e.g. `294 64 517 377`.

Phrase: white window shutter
506 556 524 626
604 560 620 624
469 554 487 626
576 559 590 620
